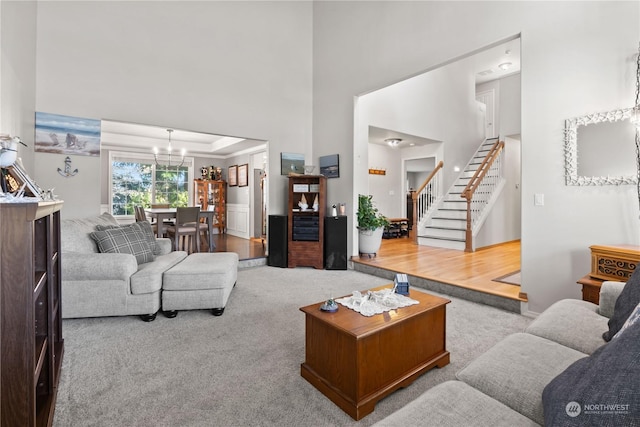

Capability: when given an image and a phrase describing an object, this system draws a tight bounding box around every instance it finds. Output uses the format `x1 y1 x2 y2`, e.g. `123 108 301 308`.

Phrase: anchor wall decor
58 156 78 177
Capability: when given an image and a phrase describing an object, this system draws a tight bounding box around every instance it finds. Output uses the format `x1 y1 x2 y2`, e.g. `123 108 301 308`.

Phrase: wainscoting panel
227 204 250 239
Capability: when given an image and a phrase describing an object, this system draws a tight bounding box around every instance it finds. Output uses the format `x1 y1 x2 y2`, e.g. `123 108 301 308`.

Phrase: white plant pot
358 227 384 255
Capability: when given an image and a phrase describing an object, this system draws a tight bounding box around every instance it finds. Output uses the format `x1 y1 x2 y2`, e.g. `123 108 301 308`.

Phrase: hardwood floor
212 233 523 302
351 237 525 302
210 234 266 260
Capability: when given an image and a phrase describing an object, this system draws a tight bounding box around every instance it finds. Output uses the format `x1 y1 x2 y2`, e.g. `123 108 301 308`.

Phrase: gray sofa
61 213 188 321
374 279 638 426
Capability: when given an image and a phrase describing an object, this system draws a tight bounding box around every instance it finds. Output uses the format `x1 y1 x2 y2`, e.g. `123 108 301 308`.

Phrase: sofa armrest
156 238 172 255
598 281 626 318
62 252 138 281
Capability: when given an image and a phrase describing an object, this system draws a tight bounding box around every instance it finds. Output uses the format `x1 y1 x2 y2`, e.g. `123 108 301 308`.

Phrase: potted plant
357 194 389 256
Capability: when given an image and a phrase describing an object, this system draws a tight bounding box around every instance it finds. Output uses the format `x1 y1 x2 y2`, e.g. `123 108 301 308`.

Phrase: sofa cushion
61 212 119 253
162 253 239 291
598 280 627 319
130 251 188 294
456 333 586 425
525 299 608 354
371 381 540 427
602 263 640 341
542 319 640 426
90 222 155 264
96 221 161 255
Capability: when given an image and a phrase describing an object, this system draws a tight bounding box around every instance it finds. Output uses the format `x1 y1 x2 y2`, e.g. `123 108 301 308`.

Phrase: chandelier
153 129 185 168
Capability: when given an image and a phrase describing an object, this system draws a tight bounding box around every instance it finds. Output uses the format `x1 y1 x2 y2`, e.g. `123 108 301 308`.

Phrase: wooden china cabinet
288 175 326 269
0 200 64 426
193 179 226 233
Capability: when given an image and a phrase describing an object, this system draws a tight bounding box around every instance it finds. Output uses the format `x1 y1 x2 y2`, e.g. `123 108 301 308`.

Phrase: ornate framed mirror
564 107 638 185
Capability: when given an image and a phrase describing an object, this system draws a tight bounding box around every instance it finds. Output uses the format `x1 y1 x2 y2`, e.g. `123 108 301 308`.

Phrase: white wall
34 1 313 219
313 1 640 313
1 1 37 171
499 74 522 138
360 58 485 191
366 143 402 218
358 58 484 219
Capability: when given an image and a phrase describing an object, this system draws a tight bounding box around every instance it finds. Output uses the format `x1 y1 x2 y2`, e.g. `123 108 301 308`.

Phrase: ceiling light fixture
153 129 185 168
386 138 402 147
498 62 512 71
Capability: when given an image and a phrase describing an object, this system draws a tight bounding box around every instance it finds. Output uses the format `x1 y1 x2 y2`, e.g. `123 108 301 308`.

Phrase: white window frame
109 150 195 219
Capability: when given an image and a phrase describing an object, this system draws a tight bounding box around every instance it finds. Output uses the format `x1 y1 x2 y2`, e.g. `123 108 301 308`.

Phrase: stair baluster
411 161 444 242
460 140 505 252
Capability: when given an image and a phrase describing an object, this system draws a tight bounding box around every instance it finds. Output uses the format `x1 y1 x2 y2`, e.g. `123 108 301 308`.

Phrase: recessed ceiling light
498 62 512 71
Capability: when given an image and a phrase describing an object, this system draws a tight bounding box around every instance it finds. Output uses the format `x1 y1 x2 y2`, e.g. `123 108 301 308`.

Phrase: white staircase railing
411 160 443 241
460 140 505 252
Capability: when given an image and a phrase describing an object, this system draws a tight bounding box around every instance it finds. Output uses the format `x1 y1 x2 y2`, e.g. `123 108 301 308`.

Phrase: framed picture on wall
228 165 238 186
319 154 340 178
35 112 101 157
280 152 304 175
238 163 248 187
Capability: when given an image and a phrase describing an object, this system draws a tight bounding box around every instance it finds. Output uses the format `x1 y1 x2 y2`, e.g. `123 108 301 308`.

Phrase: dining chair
135 206 160 236
166 207 200 253
184 214 211 252
134 206 147 222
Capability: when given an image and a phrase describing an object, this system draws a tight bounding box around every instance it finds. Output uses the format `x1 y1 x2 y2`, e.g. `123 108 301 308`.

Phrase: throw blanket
336 288 419 316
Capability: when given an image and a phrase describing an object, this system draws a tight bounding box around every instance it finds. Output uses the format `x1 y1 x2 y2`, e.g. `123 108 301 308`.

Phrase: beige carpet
53 266 531 427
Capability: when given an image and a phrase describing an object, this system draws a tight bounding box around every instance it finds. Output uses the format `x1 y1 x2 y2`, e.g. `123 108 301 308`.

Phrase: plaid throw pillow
90 222 155 264
96 221 160 255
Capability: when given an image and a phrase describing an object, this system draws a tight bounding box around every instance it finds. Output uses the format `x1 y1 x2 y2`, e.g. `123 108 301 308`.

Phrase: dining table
144 207 216 252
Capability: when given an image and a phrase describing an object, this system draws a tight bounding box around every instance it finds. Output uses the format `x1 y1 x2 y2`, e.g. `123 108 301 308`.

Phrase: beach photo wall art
280 152 304 175
35 112 101 157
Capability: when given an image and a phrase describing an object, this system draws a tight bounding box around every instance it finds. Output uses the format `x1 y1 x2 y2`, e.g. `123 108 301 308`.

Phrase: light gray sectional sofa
61 213 188 321
374 276 640 426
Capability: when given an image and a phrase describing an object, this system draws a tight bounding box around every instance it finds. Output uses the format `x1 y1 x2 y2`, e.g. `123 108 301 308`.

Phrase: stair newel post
463 190 473 252
411 190 418 243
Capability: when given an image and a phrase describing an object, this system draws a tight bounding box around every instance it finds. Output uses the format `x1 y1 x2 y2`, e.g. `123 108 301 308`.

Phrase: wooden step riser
430 218 466 228
423 227 466 239
417 236 466 250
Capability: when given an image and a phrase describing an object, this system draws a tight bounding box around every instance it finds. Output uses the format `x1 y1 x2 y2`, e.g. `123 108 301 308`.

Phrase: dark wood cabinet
0 201 64 427
288 175 326 268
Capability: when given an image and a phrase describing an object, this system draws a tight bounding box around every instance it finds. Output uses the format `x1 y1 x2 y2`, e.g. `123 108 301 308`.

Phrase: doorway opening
352 36 521 302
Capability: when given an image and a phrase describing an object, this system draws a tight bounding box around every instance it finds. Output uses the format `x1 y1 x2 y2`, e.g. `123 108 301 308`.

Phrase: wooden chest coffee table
299 286 450 420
